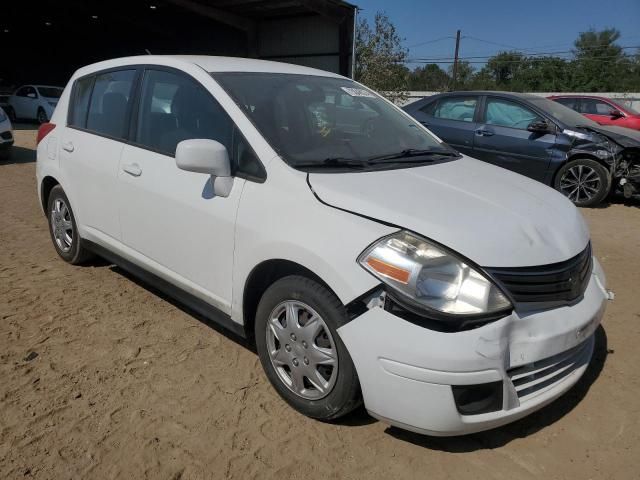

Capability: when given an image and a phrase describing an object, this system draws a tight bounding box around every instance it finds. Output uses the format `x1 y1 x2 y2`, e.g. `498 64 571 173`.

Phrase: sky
355 0 640 69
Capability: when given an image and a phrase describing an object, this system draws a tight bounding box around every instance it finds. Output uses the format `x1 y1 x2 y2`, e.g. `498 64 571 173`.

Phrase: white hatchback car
36 56 611 436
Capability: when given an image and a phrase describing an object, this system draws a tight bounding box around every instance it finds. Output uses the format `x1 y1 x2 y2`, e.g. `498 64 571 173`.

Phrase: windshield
212 73 454 169
37 87 63 99
614 98 640 116
530 97 599 128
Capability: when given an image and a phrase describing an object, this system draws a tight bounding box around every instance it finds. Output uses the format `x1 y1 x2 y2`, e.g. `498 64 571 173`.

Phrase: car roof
74 55 344 79
434 91 542 100
549 94 613 101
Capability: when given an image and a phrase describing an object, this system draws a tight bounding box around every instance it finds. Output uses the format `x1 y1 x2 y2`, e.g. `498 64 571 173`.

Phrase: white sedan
7 85 63 123
0 107 13 159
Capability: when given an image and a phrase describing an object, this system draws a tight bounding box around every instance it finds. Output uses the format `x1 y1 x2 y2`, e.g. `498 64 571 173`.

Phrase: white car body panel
309 157 590 267
0 107 13 153
35 55 610 436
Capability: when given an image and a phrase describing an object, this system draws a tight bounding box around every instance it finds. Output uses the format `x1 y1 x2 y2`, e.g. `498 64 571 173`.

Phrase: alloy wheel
265 300 338 400
51 198 73 252
559 165 602 203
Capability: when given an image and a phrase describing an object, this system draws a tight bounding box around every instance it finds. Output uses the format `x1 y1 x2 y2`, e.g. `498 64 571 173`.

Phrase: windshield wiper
293 157 369 169
367 149 461 164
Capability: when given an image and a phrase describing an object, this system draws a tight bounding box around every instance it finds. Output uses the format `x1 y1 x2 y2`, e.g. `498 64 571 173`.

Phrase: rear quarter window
68 76 94 128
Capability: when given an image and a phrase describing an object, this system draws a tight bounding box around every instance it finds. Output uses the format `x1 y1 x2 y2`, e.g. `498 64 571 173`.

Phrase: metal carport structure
1 0 357 88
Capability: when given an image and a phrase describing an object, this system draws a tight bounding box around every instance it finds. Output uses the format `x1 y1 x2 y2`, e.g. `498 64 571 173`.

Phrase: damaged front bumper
337 258 611 436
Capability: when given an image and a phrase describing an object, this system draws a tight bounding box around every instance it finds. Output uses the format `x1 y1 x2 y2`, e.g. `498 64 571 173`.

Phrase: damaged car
403 91 640 206
38 56 612 436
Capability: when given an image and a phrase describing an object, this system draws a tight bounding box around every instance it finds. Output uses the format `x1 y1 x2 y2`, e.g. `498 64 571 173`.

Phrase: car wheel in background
37 107 48 124
255 275 362 420
46 185 94 264
554 158 611 207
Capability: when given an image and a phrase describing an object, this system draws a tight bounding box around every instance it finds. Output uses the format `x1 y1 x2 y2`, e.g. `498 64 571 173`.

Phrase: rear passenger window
69 76 94 128
86 70 136 140
419 100 437 115
434 97 477 122
554 98 577 110
136 69 232 157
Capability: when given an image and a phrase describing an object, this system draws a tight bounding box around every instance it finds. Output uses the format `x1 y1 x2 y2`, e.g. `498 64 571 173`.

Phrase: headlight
359 231 511 317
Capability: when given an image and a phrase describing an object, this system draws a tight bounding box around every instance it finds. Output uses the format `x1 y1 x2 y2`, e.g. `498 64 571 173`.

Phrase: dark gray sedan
403 91 640 207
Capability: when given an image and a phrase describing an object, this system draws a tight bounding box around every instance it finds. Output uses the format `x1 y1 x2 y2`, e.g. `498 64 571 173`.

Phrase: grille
0 131 12 140
485 244 592 304
508 338 593 401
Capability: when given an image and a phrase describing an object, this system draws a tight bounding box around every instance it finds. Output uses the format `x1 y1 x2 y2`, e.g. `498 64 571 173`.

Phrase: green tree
407 64 449 91
355 12 409 101
448 61 475 89
571 28 625 91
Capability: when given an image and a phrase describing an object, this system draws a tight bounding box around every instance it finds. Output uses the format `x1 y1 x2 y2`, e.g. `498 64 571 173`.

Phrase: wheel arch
552 153 611 185
242 259 342 344
40 175 60 213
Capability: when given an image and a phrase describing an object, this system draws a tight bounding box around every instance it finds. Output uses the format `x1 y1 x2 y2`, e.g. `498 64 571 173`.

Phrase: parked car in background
0 106 13 159
403 91 640 206
7 85 63 123
36 55 611 437
549 95 640 131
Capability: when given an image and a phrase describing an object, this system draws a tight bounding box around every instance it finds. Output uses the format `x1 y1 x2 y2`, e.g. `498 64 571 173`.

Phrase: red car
549 95 640 131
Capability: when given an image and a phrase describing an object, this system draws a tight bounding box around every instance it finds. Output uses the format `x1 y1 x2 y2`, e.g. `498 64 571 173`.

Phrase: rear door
472 96 556 181
412 95 479 156
117 68 252 312
60 68 138 242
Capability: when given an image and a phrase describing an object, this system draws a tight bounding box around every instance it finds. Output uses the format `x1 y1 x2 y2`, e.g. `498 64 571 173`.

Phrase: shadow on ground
386 325 609 451
1 146 36 165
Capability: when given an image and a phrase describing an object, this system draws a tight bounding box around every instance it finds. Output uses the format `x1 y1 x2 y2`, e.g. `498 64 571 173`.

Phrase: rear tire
255 275 362 421
46 185 94 264
554 158 611 207
37 107 48 124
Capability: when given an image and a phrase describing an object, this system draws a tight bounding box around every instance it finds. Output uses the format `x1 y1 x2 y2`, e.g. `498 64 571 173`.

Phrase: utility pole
451 29 461 90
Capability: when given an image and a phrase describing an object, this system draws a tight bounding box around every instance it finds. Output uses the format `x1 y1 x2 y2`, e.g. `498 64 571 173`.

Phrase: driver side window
485 98 541 130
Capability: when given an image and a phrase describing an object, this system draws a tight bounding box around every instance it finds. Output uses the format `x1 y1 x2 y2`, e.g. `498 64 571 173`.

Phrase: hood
580 124 640 148
308 157 590 267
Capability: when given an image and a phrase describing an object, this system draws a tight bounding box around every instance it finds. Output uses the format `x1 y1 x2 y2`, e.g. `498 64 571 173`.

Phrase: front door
472 96 555 181
117 68 244 312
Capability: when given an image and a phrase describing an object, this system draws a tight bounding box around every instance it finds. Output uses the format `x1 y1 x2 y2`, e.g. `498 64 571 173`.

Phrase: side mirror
27 92 37 99
610 109 624 119
175 139 234 197
527 120 552 134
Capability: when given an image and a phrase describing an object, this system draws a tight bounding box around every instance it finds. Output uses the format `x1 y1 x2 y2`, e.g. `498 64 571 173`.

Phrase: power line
406 55 634 65
406 36 456 49
409 45 640 62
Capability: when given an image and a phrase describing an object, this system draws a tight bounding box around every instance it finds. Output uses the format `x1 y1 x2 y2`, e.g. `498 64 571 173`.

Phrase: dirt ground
1 126 639 480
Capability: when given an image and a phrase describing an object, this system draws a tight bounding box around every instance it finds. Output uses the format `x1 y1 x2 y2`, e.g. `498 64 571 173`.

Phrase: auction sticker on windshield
341 87 376 98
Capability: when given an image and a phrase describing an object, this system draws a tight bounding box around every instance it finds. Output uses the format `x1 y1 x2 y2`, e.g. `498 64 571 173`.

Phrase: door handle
420 121 430 127
475 129 494 137
122 163 142 177
62 141 74 152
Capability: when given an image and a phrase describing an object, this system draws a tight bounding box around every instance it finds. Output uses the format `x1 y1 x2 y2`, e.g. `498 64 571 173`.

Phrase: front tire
255 275 362 420
46 185 93 264
554 158 611 207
